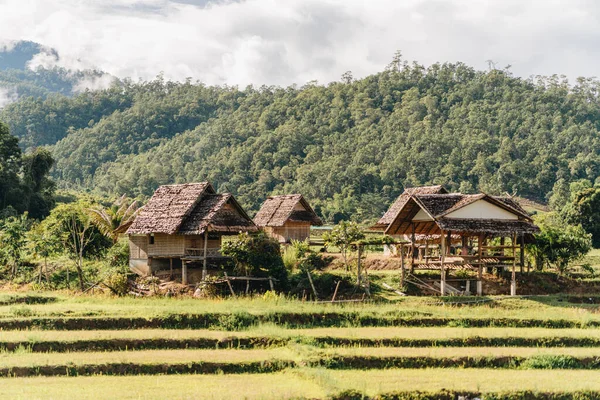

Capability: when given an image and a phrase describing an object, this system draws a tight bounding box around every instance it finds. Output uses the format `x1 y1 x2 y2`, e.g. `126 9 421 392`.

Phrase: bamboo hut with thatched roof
126 182 258 284
373 185 540 296
254 194 322 243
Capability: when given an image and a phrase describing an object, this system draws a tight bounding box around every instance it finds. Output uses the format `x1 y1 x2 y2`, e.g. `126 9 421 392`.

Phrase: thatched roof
254 194 322 227
382 190 539 236
372 185 448 231
127 183 257 235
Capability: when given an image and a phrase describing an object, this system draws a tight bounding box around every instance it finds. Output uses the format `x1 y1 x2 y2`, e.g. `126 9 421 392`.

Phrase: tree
21 148 56 219
221 232 287 291
0 214 29 278
88 195 140 243
0 121 22 213
562 187 600 248
528 212 592 274
27 222 60 284
323 221 365 268
41 201 111 290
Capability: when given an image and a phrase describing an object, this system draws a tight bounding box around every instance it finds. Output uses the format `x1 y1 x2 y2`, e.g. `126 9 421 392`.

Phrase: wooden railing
185 248 223 258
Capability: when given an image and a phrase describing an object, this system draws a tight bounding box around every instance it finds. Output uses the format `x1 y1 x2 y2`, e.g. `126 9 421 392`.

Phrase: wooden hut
126 182 258 283
373 186 540 295
254 194 322 243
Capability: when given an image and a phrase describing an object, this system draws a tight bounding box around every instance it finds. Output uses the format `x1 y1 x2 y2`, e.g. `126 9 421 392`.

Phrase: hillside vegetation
2 58 600 221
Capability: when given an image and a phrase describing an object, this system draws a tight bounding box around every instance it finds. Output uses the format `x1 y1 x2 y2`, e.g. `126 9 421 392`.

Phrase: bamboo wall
266 221 311 243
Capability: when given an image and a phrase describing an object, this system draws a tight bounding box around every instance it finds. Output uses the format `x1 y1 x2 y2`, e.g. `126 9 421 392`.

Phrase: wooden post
357 244 362 286
306 270 318 300
425 239 430 265
461 235 468 256
202 231 208 280
268 276 275 292
331 281 341 302
511 232 517 296
477 234 483 296
410 223 416 273
224 272 236 297
440 229 446 296
400 245 406 286
182 260 188 285
519 234 525 274
465 279 471 295
169 258 173 280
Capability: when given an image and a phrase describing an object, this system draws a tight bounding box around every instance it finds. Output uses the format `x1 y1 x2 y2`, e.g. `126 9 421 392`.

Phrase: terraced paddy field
1 293 600 399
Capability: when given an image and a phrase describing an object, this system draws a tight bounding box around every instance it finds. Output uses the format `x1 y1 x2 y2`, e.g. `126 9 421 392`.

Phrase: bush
520 355 582 370
209 311 257 331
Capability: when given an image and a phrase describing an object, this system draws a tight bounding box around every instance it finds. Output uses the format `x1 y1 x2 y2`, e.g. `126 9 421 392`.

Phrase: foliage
324 221 365 267
0 121 55 219
221 232 288 289
528 213 592 274
39 200 112 290
87 195 140 243
562 186 600 248
0 213 30 278
3 60 600 221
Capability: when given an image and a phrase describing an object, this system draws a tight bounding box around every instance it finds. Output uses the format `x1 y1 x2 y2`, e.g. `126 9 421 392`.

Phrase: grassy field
4 369 600 399
1 292 599 322
0 293 600 398
4 326 600 343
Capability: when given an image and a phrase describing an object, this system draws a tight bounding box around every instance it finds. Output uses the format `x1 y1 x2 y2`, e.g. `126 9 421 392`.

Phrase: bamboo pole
477 235 483 296
357 244 362 286
224 272 236 297
306 270 318 299
202 231 208 280
182 260 188 285
400 245 406 286
511 232 517 296
331 280 341 302
440 229 446 296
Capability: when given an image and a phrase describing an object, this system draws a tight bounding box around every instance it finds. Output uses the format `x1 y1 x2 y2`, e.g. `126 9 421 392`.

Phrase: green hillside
2 59 600 221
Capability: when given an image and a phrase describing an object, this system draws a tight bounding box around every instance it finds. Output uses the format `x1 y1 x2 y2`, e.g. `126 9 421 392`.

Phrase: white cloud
0 0 599 86
0 86 18 108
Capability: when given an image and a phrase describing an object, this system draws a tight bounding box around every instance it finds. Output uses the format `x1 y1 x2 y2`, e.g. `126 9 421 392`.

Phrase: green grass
9 326 600 342
0 293 599 323
3 369 600 399
3 326 600 343
2 346 600 369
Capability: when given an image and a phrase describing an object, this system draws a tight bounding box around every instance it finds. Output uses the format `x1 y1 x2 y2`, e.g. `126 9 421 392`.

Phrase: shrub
209 311 257 331
519 355 582 370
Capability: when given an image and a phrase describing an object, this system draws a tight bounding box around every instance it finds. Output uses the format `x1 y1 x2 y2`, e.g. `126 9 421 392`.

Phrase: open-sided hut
373 186 540 295
254 194 322 243
126 182 258 283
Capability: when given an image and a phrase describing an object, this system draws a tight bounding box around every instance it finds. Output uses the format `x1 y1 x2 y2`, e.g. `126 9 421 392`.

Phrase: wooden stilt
268 276 275 292
477 234 483 296
425 239 430 266
202 231 208 280
465 280 471 295
440 229 446 296
511 232 517 296
519 234 525 274
400 245 406 286
169 258 173 280
182 260 188 285
410 223 416 273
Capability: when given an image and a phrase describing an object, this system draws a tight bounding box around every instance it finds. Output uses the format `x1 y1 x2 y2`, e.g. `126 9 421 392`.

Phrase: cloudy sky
0 0 599 86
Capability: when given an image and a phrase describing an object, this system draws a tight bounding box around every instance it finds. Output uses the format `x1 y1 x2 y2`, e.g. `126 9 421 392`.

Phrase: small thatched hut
372 185 540 296
254 194 322 243
126 182 258 283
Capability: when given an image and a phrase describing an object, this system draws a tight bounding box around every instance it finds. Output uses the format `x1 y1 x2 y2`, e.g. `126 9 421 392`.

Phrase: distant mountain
0 40 113 105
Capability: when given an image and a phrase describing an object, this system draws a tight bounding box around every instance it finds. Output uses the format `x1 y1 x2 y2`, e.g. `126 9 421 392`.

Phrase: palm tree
88 195 140 243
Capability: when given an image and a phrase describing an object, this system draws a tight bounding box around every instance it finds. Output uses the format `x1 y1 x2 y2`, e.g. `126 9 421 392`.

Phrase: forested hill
2 60 600 222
